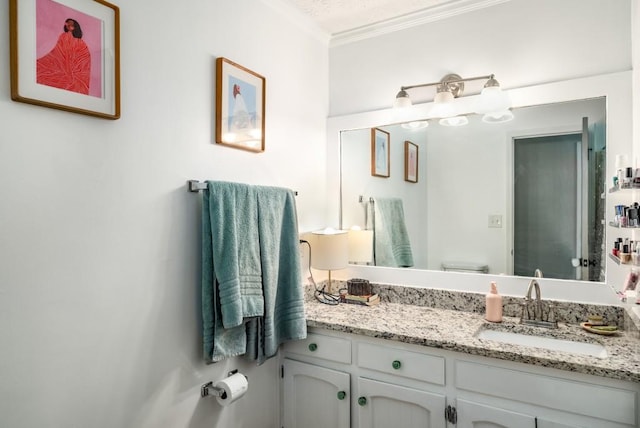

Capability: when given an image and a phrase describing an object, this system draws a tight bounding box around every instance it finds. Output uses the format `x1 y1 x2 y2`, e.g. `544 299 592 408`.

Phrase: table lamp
312 228 348 294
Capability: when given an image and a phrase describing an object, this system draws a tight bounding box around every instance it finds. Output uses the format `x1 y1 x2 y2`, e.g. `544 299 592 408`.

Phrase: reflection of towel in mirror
369 197 414 267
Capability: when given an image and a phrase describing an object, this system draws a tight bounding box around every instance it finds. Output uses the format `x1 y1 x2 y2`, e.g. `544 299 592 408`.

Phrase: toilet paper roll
215 373 248 406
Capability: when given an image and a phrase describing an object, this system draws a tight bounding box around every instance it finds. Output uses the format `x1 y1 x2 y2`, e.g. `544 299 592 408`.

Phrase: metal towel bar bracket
188 180 208 192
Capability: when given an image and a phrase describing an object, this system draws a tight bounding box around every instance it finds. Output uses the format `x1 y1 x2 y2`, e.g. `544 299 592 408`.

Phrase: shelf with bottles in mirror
608 201 640 229
608 234 640 266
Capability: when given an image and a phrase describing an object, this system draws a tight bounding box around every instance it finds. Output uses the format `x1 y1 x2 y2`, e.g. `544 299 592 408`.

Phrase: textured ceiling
283 0 451 35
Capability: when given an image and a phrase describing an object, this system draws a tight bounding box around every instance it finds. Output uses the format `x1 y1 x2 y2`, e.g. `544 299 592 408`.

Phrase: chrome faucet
520 269 557 328
524 278 542 320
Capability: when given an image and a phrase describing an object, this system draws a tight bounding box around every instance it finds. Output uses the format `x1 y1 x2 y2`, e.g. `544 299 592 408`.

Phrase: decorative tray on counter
580 322 619 336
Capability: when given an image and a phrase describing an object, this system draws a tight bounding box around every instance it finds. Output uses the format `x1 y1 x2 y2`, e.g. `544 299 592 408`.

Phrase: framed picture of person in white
215 57 266 153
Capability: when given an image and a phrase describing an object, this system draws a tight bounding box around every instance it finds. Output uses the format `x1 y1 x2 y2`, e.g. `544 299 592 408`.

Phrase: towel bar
188 180 298 195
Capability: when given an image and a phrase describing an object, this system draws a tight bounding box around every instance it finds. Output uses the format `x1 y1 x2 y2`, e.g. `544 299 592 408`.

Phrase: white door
282 359 350 428
356 377 446 428
456 399 535 428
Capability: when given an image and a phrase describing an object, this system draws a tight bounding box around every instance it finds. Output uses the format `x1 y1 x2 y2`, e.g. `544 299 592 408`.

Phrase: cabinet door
282 359 350 428
456 399 535 428
356 377 446 428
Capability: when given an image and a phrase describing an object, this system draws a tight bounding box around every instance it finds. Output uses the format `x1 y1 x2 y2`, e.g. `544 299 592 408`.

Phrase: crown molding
330 0 511 47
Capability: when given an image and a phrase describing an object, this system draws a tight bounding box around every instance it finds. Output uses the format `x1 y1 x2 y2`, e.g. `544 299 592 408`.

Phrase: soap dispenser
485 281 503 322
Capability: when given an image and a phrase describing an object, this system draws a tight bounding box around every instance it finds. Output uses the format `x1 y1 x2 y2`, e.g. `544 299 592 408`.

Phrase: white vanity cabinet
281 333 352 428
280 328 639 428
355 341 447 428
281 331 448 428
282 358 350 428
454 359 638 428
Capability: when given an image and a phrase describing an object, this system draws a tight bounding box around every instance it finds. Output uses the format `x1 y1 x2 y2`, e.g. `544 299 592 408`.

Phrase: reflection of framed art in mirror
371 127 390 177
404 141 418 183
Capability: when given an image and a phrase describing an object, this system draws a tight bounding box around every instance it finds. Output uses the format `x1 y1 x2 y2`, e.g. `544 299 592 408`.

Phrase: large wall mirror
341 97 606 282
326 72 632 303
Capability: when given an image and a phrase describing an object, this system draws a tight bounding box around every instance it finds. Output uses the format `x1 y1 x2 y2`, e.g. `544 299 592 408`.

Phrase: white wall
0 1 328 427
329 0 632 116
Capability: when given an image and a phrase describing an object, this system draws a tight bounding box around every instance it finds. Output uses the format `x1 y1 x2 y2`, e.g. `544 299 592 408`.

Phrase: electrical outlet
488 214 503 228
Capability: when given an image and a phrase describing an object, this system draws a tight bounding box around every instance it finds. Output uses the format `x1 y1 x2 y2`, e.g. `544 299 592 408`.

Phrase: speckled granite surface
305 282 640 383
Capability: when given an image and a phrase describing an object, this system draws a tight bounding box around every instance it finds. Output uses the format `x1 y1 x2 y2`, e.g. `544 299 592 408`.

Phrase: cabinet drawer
455 360 637 426
357 342 445 386
283 332 351 364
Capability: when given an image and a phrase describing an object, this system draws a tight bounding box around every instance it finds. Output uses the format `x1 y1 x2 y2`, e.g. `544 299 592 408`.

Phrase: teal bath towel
201 181 306 363
208 181 264 328
201 183 246 362
371 197 414 268
246 186 306 364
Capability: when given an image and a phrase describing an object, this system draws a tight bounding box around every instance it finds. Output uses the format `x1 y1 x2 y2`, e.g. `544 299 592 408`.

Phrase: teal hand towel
208 181 264 328
372 197 414 268
202 186 247 362
245 186 307 364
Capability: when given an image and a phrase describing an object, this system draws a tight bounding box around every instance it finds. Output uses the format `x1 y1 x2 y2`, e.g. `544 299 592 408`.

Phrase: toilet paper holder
201 370 248 398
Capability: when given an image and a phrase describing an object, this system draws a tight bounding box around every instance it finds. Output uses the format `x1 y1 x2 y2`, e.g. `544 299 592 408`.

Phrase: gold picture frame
10 0 121 119
404 140 418 183
215 57 266 152
371 127 390 177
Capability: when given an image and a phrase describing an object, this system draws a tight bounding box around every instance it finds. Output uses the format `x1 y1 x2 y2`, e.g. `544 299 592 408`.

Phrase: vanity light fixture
393 73 513 124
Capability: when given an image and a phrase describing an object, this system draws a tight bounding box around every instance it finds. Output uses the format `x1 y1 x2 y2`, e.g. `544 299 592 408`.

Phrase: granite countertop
304 295 640 383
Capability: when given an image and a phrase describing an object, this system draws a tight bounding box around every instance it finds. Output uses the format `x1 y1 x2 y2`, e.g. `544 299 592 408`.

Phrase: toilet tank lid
441 261 489 271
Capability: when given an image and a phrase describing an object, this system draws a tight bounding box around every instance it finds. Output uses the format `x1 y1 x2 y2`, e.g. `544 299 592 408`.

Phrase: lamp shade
348 228 374 263
393 89 412 108
475 85 511 115
429 90 456 118
311 229 348 271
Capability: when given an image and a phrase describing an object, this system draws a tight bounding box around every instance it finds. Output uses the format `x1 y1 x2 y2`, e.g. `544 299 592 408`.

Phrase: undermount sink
475 326 608 359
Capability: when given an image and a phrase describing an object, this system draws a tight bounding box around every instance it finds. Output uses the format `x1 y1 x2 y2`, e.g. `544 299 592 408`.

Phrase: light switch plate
488 214 503 228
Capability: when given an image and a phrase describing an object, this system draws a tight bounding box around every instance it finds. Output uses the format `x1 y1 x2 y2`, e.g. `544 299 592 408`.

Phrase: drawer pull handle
358 396 367 406
392 360 402 370
308 343 318 352
337 391 347 400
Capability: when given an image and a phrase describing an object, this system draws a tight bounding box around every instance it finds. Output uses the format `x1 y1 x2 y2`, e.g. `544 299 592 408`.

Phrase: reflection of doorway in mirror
513 119 604 281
